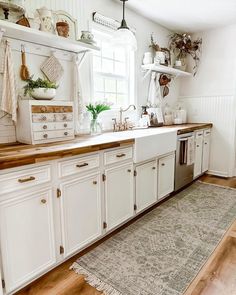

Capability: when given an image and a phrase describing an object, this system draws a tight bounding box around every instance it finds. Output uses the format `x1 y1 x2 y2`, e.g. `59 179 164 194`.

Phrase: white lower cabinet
158 154 175 199
60 172 102 258
202 131 211 173
194 132 203 178
135 161 157 213
104 163 134 231
0 188 56 294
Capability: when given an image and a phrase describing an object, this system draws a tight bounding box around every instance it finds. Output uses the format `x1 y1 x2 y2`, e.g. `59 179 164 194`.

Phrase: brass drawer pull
64 123 68 128
18 176 36 183
43 134 48 139
93 181 97 185
76 163 89 168
161 163 165 167
116 153 126 158
152 167 156 170
127 169 132 173
41 199 47 204
43 125 48 130
64 132 68 136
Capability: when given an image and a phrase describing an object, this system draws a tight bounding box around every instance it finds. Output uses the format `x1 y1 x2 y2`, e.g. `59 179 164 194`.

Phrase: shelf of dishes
141 63 192 78
0 20 100 53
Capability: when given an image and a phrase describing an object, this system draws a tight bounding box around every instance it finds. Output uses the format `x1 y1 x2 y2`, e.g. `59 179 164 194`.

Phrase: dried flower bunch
149 33 161 52
169 33 202 75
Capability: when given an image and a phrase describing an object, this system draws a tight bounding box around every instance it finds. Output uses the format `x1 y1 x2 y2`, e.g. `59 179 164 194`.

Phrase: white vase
154 51 165 65
32 88 56 100
143 52 153 65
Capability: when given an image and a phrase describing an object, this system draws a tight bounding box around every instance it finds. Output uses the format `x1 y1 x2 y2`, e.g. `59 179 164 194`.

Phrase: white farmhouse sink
110 128 177 163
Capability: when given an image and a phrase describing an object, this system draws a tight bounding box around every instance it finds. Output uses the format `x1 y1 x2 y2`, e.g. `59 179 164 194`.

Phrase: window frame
91 26 135 109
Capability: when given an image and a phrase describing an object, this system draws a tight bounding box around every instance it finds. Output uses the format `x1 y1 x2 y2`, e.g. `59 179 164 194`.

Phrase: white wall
179 25 236 177
0 0 179 142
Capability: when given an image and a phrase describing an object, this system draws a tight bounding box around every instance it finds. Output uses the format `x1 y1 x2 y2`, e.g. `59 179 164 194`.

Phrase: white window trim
91 25 135 110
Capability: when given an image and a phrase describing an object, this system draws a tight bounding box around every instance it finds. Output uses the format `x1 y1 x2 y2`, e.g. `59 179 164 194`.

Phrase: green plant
23 77 58 96
86 102 111 120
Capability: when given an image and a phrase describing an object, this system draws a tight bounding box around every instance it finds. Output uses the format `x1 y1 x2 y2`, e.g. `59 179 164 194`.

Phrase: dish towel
187 136 195 165
73 54 84 134
147 72 162 107
179 139 188 165
1 40 18 123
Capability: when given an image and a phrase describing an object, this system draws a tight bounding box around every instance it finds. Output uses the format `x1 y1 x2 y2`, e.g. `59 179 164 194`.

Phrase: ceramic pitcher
37 7 54 33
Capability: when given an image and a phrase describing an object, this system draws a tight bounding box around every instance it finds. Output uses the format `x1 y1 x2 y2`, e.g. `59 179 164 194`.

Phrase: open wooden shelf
0 20 100 53
142 63 192 78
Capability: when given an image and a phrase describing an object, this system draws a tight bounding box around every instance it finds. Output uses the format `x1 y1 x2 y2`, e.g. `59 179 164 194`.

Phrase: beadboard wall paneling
179 95 236 177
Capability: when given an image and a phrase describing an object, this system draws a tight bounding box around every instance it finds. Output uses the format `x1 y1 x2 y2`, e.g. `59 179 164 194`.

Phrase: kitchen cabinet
104 163 134 231
60 172 102 258
202 130 211 173
0 189 56 294
135 160 157 213
194 131 203 178
158 154 175 199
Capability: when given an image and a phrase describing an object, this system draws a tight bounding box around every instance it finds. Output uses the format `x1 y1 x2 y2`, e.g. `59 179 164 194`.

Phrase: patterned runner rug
71 182 236 295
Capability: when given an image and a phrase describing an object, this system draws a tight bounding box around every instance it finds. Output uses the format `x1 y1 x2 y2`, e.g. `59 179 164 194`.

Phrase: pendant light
113 0 137 51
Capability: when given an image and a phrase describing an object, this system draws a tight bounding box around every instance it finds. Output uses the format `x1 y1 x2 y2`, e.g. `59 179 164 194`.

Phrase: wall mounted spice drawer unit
58 154 100 178
0 165 51 195
16 100 75 145
104 146 133 166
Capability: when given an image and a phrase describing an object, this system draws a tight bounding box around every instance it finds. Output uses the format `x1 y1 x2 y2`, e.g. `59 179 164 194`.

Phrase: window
92 29 134 108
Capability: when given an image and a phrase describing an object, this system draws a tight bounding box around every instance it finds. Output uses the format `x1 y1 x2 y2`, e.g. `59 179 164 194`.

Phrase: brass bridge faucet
113 104 136 132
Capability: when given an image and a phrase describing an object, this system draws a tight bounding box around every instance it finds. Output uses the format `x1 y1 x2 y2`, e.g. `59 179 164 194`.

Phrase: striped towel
1 40 18 123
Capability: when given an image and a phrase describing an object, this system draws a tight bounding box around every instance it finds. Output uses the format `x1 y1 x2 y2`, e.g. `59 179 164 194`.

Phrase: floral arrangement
169 33 202 75
23 77 58 96
86 102 112 120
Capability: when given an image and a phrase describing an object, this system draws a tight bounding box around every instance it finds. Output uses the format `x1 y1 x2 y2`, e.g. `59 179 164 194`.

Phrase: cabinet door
60 173 102 257
136 161 157 213
0 189 56 294
202 133 211 173
194 134 203 178
105 163 134 231
158 154 175 199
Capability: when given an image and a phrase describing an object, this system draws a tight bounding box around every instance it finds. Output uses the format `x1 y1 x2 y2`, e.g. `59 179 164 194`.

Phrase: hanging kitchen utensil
163 85 169 98
159 74 171 86
20 45 30 81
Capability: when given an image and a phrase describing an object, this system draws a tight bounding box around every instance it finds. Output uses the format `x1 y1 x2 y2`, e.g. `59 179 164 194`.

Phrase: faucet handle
124 117 129 122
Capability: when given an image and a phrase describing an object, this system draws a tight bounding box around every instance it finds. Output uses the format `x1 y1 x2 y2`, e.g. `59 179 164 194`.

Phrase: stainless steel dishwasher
175 132 194 191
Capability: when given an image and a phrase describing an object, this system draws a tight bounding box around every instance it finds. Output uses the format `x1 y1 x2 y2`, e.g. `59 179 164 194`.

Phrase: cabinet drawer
0 165 51 195
204 129 211 136
32 113 56 123
33 129 74 141
32 122 74 132
58 154 100 178
104 147 133 166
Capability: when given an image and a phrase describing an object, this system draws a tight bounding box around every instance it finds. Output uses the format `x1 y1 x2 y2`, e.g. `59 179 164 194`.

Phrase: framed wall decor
53 10 78 41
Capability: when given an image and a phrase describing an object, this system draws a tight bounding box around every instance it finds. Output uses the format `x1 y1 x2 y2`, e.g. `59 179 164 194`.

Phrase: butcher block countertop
0 123 212 170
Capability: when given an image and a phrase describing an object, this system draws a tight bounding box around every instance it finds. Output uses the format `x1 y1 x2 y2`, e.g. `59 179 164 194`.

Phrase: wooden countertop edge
0 123 213 170
0 139 134 170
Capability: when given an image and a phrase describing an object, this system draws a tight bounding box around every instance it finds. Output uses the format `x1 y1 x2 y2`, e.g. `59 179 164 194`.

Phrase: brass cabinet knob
93 181 97 185
152 167 156 170
43 125 47 130
43 134 48 139
64 132 68 136
161 163 165 167
42 116 47 121
64 123 68 128
127 169 132 173
41 199 47 204
40 106 47 113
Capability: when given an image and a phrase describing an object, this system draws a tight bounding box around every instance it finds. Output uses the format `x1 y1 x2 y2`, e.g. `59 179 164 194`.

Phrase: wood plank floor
15 175 236 295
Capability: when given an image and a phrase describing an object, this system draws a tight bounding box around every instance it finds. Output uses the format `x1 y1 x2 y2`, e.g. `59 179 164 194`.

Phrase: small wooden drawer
58 154 100 178
204 129 211 136
32 122 74 132
0 165 51 195
104 147 133 166
33 129 74 141
55 113 73 122
32 113 56 123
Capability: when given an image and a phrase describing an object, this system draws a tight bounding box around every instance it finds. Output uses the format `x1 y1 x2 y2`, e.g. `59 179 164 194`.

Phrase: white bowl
32 88 56 100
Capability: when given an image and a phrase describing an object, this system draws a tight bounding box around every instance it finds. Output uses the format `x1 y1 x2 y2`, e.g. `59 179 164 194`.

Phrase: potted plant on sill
86 102 111 135
23 77 58 100
169 33 202 75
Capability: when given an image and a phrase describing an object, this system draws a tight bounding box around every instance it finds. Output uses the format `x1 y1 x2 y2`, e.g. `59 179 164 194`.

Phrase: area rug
71 182 236 295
